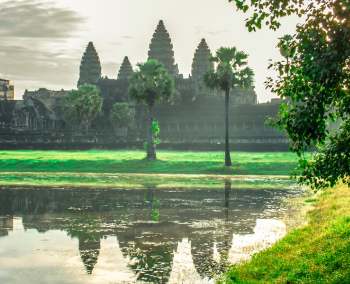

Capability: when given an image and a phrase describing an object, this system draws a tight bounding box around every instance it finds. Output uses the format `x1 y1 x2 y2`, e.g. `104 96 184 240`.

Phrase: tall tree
61 84 103 136
109 102 134 135
128 59 174 159
203 47 254 166
230 0 350 191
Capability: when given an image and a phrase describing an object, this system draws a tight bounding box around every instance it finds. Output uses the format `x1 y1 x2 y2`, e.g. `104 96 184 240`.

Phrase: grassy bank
0 150 299 175
0 172 297 189
219 183 350 283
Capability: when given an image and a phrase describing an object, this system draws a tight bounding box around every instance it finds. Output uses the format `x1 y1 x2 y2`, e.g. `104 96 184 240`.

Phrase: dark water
0 183 303 283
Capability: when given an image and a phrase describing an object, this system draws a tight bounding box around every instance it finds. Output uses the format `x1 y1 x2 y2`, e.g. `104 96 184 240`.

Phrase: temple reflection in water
0 184 301 283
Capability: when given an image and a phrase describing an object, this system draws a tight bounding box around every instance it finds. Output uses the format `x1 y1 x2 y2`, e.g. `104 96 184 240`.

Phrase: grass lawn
0 150 300 175
219 183 350 283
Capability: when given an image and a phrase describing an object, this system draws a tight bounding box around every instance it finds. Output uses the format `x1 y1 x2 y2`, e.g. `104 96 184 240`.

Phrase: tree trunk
147 106 156 160
73 124 83 136
225 88 232 166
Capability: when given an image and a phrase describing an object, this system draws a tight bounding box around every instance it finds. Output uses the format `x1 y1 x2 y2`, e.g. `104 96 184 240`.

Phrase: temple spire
79 239 101 274
77 42 102 87
148 20 179 77
117 56 133 80
191 38 213 80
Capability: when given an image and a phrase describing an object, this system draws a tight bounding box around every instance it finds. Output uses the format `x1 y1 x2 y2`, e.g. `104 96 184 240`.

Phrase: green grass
0 150 300 175
219 184 350 283
0 172 298 189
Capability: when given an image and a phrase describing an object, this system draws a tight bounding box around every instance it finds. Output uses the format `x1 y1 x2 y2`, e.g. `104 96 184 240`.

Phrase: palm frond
216 47 237 64
203 47 254 92
209 56 219 63
203 69 220 90
128 60 174 107
232 52 248 68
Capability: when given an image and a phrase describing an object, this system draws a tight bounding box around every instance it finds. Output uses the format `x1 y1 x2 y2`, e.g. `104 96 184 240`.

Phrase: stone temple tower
191 38 214 80
191 38 214 97
117 56 133 80
148 20 179 77
77 42 102 87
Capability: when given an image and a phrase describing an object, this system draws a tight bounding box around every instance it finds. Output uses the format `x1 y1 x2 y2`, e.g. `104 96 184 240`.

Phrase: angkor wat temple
0 20 288 148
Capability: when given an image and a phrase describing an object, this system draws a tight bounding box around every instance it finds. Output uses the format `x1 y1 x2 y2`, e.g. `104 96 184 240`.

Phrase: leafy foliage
61 84 103 135
109 102 134 134
154 138 162 146
142 138 162 153
143 121 162 153
149 209 159 222
232 0 350 191
149 197 161 222
152 196 161 207
277 34 296 60
148 121 160 136
229 0 305 31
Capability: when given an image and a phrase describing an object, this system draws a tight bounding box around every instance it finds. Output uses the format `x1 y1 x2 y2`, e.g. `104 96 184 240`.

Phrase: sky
0 0 304 102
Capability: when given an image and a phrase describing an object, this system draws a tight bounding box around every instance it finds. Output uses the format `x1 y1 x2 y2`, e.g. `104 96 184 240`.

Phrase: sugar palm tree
203 47 254 166
128 59 174 159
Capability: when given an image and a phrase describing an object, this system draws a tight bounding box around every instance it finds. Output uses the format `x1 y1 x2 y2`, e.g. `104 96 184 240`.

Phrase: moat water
0 180 304 283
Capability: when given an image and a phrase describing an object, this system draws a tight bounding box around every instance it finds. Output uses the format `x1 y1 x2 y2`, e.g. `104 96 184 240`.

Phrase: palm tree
203 47 254 166
128 59 174 159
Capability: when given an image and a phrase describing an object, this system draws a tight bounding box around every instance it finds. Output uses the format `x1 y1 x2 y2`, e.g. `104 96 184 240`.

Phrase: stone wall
0 78 14 100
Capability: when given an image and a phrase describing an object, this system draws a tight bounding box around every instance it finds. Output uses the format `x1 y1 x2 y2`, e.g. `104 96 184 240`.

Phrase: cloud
194 26 230 36
0 0 86 38
109 42 124 47
121 36 133 39
0 1 88 98
0 40 81 97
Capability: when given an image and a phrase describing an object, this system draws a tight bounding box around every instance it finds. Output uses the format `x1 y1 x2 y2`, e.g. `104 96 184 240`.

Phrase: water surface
0 180 304 283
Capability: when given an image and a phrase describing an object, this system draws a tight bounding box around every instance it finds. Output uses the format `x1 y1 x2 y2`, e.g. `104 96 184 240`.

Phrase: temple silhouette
0 20 291 148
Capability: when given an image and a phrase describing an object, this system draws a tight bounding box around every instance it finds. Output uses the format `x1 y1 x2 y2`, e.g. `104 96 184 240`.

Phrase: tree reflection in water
196 181 232 279
225 181 231 222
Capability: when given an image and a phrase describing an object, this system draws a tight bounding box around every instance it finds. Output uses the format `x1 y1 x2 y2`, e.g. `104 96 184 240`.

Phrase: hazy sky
0 0 303 101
